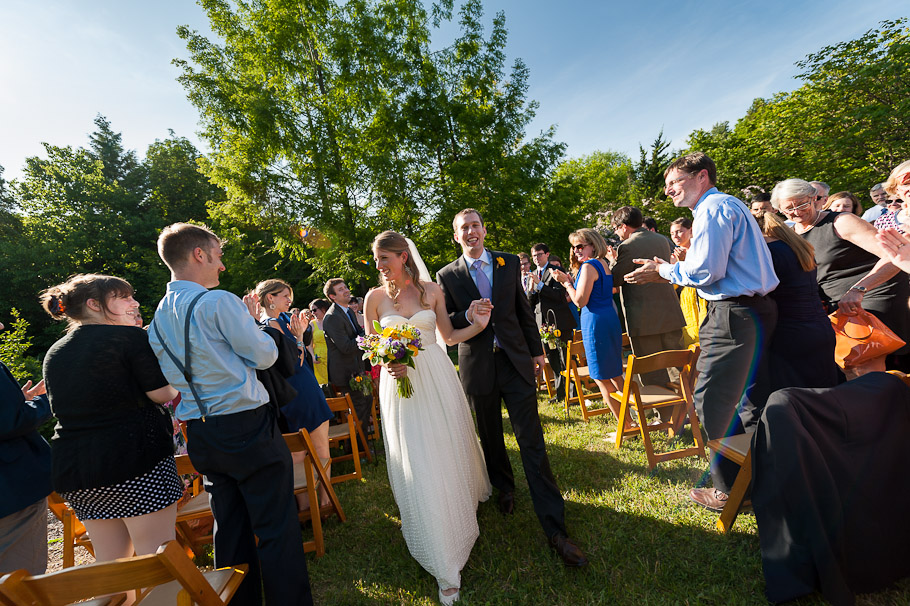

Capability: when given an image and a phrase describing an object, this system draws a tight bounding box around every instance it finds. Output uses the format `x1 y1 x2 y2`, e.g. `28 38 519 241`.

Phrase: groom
436 208 587 567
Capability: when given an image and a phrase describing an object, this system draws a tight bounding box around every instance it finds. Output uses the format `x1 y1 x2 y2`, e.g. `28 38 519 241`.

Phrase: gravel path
46 509 94 572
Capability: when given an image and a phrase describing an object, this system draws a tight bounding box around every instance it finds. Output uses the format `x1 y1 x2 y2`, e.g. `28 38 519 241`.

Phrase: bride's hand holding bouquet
358 322 424 398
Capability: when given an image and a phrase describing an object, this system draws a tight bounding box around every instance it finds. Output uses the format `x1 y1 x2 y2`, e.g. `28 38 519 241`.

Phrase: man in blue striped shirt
625 152 779 513
149 223 312 606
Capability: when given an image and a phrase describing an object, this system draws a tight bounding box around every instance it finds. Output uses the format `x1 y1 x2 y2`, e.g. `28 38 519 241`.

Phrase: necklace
800 210 824 233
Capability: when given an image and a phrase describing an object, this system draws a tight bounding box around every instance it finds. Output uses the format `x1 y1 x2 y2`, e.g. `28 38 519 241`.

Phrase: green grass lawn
307 395 910 605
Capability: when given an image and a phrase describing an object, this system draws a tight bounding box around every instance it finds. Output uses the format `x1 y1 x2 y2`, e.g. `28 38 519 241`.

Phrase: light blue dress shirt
463 249 495 289
149 280 278 420
658 188 779 300
862 204 887 223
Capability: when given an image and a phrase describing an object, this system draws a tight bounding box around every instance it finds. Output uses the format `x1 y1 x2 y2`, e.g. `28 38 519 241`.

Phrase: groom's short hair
453 208 484 230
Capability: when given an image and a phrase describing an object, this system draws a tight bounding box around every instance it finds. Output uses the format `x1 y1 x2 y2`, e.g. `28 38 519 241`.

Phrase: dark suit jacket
437 251 544 395
1 362 52 518
611 228 686 337
322 304 364 386
528 263 577 339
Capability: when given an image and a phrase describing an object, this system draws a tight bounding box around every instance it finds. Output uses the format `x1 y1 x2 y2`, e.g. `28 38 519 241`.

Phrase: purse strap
152 290 209 421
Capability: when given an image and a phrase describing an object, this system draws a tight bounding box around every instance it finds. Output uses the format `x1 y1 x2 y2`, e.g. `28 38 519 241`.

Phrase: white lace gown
379 309 492 591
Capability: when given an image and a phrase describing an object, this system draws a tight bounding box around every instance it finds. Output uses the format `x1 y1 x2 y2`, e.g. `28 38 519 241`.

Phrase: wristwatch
849 285 868 293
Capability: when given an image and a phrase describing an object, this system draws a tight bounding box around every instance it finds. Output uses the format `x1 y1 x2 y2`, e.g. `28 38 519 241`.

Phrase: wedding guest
823 191 863 216
254 279 333 511
0 321 51 576
875 161 910 273
669 218 705 347
552 229 625 424
323 279 373 437
610 207 685 386
861 183 889 222
774 178 910 373
528 243 576 402
519 252 534 294
643 216 659 232
624 152 778 514
756 211 839 391
874 198 906 231
148 223 312 606
750 193 774 218
41 274 181 603
308 299 331 385
810 180 830 210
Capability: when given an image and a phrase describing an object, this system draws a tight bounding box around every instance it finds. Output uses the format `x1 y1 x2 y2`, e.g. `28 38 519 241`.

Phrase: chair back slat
626 349 693 376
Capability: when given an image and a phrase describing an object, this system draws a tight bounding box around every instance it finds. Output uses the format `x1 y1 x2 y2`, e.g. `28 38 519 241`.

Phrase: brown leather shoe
549 534 588 568
497 491 515 515
688 487 729 512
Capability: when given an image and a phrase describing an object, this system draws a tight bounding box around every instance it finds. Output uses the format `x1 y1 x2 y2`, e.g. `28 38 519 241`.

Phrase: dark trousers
467 350 567 540
695 296 777 494
187 406 313 606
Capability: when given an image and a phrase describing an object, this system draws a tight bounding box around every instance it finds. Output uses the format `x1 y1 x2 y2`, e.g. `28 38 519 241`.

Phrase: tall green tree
175 0 565 284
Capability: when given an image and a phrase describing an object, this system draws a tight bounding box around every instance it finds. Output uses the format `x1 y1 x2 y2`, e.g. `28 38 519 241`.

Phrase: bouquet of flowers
540 323 562 349
357 322 423 398
348 372 373 396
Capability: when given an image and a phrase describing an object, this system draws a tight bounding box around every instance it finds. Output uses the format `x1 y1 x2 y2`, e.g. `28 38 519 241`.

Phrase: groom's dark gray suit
437 250 567 540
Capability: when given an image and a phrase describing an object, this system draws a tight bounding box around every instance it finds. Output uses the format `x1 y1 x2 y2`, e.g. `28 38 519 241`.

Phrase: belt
718 293 770 305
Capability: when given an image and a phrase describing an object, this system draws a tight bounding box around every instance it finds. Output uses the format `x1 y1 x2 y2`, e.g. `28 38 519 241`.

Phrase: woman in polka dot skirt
41 275 182 591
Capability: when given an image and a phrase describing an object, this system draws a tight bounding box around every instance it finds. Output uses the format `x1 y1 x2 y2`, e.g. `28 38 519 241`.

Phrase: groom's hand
533 355 546 377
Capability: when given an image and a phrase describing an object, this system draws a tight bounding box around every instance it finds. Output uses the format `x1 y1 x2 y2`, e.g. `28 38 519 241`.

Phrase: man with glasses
624 152 779 514
810 181 830 210
862 183 889 222
527 243 576 403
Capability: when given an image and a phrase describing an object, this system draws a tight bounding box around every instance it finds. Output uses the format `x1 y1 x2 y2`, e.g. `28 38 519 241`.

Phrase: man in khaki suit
610 207 686 386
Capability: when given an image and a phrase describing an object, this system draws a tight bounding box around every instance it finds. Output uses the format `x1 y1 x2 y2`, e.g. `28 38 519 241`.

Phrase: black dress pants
467 350 567 540
695 296 777 494
187 405 313 606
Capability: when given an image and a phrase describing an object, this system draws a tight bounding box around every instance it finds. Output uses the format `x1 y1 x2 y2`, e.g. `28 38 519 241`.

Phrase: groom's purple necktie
472 259 492 299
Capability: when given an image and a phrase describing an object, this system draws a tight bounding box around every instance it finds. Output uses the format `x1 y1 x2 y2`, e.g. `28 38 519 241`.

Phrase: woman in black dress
41 275 181 580
771 178 910 373
756 211 840 391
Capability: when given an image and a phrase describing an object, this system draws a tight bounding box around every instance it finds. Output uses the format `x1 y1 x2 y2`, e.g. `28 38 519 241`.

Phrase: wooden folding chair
325 395 364 483
368 391 381 441
283 429 346 556
562 338 610 420
173 456 215 557
0 540 246 606
46 493 94 569
608 346 707 469
706 432 753 533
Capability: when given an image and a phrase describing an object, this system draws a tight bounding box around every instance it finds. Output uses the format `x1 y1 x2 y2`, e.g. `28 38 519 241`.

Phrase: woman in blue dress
254 279 334 511
552 228 625 422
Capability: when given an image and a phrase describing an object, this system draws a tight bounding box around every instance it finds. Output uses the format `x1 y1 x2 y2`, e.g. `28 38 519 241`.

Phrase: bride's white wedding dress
379 308 491 593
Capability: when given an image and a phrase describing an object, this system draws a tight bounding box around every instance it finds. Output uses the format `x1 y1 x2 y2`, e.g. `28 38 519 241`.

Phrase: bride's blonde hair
372 231 430 310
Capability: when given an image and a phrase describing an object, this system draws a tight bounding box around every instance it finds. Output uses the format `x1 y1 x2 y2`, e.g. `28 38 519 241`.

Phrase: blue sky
1 0 905 181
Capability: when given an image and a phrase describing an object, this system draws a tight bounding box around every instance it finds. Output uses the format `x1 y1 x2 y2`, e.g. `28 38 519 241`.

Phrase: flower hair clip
54 298 67 315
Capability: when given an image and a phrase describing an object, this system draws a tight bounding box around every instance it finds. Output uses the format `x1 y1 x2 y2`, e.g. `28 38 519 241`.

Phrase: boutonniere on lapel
495 256 505 267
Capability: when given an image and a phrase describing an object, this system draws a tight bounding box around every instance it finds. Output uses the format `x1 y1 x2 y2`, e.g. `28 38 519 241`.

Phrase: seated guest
823 191 863 216
755 211 840 391
0 322 52 576
41 274 181 603
752 372 910 605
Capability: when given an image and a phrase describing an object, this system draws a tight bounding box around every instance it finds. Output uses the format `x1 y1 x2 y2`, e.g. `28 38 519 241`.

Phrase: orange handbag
829 309 906 369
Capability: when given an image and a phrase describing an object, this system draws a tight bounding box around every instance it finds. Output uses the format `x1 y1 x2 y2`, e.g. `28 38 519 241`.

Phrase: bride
363 230 493 605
